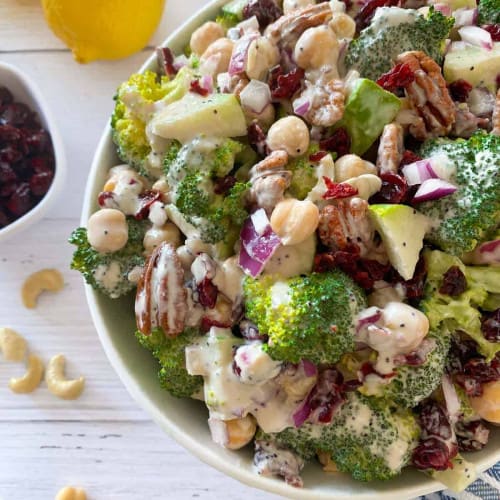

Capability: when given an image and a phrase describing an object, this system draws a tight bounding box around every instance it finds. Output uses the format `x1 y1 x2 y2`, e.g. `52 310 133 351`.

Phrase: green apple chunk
444 43 500 93
151 93 247 142
336 79 401 156
368 204 430 280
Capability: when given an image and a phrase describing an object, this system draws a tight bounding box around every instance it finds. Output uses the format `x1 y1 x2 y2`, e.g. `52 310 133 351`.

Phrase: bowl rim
0 61 66 241
81 1 500 498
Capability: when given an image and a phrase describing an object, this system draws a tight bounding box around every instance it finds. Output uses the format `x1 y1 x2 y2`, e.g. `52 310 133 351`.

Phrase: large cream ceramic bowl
82 1 500 498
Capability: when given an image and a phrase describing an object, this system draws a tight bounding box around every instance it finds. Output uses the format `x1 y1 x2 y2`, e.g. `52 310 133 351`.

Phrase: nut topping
135 242 187 337
397 51 456 141
376 123 404 174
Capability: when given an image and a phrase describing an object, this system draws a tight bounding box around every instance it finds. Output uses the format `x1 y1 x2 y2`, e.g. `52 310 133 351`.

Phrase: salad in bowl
71 0 500 494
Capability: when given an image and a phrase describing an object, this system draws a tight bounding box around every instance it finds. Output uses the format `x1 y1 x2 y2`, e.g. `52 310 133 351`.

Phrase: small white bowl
82 1 500 498
0 61 66 241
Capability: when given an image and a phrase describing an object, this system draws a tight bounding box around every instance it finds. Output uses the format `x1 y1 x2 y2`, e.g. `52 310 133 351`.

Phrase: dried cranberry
22 129 51 154
369 172 409 204
0 162 17 183
30 155 54 173
135 190 162 220
448 79 473 103
29 170 53 197
0 181 17 198
97 191 117 208
156 47 177 77
376 63 415 93
359 362 395 379
0 87 13 107
269 66 304 100
455 356 500 397
197 277 218 309
455 420 490 452
243 0 282 29
399 150 422 168
6 182 33 216
401 254 427 301
355 0 400 32
482 24 500 42
0 146 22 165
0 103 32 126
446 337 479 374
412 437 453 471
200 316 231 332
302 368 346 424
319 128 351 158
0 207 10 227
189 79 209 97
481 309 500 343
214 175 237 195
418 400 452 440
439 266 467 297
309 150 328 162
322 177 358 199
248 122 269 157
0 124 22 146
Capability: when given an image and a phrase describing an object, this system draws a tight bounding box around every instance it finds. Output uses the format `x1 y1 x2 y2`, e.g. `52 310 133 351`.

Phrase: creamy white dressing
345 403 372 434
109 167 145 215
370 7 420 34
93 261 122 298
212 256 245 302
148 201 167 227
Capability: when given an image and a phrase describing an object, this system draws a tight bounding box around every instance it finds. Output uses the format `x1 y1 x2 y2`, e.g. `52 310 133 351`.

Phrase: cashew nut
469 380 500 424
46 354 85 400
21 269 64 309
9 354 44 394
208 415 257 450
55 486 87 500
0 327 27 361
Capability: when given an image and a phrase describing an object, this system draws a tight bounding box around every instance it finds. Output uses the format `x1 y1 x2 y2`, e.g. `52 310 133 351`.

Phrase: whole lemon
41 0 165 63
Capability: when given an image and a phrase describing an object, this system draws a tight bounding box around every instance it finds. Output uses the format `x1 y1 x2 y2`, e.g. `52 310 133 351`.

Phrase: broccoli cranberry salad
70 0 500 490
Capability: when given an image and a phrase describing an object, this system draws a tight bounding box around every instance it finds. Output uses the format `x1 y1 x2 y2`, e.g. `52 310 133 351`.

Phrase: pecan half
265 3 333 50
376 123 404 174
397 51 456 141
318 197 375 257
135 242 187 337
492 89 500 136
300 79 345 127
248 150 291 213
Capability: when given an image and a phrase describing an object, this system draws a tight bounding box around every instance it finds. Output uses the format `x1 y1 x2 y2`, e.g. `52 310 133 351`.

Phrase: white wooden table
0 2 281 498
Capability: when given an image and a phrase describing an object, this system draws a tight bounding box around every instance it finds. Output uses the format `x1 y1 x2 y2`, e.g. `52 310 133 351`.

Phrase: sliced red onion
200 75 213 94
442 374 461 425
240 80 271 114
301 359 317 377
459 26 493 50
293 96 311 117
402 160 437 186
292 399 311 428
479 239 500 254
229 34 258 76
412 178 458 203
452 8 477 28
356 308 383 332
239 210 281 277
434 3 452 16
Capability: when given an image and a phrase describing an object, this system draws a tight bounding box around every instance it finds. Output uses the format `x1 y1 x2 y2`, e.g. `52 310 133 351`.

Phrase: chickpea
469 380 500 424
329 13 356 39
87 209 128 254
270 198 319 246
190 21 225 56
334 154 377 182
283 0 315 14
267 116 310 157
294 26 339 70
245 37 279 81
201 38 234 75
143 223 181 254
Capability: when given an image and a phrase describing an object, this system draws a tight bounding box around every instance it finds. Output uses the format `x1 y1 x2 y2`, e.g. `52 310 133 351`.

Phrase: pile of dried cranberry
0 85 55 228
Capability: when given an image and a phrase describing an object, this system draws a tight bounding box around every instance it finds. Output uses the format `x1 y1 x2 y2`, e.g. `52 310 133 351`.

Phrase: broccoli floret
478 0 500 24
418 132 500 256
421 249 500 360
69 218 147 298
244 271 367 365
286 143 320 200
111 69 191 173
260 392 420 481
345 8 454 81
216 0 246 30
165 136 249 245
135 327 203 398
363 329 451 407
